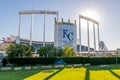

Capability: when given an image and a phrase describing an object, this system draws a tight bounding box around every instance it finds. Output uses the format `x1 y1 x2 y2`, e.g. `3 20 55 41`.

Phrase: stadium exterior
17 10 98 52
15 38 94 52
0 9 114 59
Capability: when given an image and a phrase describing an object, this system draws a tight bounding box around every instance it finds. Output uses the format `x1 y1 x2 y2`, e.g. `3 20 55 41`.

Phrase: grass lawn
0 70 41 80
0 64 120 80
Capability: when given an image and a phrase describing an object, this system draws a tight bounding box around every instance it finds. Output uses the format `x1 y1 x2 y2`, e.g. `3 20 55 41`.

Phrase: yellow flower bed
49 67 86 80
23 67 120 80
24 69 58 80
90 70 119 80
112 69 120 76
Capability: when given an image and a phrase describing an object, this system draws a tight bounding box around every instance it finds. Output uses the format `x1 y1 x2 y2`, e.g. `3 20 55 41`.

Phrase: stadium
0 10 115 61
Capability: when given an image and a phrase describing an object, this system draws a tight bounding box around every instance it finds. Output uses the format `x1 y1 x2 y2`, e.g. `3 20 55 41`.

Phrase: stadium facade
54 19 77 50
14 38 94 52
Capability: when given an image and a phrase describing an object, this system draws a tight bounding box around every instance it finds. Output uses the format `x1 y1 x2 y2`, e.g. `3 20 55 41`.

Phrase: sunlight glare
81 10 99 21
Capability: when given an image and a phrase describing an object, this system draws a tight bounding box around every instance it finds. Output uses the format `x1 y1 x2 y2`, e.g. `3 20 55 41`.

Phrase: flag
7 37 13 43
2 37 7 42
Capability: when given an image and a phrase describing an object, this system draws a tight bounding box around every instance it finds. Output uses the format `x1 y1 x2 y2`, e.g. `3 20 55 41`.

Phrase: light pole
116 48 120 64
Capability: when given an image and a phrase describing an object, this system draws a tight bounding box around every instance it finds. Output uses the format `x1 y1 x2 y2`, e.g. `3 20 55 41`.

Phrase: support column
79 15 81 52
57 13 59 48
43 14 46 46
30 14 34 46
54 17 56 47
97 24 100 51
87 20 90 53
93 23 96 51
74 20 77 51
17 14 22 44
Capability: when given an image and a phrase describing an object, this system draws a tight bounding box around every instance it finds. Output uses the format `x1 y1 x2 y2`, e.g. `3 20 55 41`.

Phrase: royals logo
63 29 74 41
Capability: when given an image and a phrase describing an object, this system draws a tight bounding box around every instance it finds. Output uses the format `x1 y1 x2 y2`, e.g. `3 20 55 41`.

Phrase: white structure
54 18 77 50
79 15 100 53
18 10 58 46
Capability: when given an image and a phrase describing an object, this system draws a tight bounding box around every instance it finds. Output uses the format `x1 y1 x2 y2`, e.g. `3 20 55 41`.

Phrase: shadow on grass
83 64 120 80
85 64 120 71
44 68 64 80
109 70 120 79
84 68 90 80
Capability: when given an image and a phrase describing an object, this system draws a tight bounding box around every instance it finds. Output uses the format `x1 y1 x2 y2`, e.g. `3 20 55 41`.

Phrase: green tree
37 46 64 57
22 45 35 56
7 43 35 58
63 46 76 57
6 44 15 57
37 46 48 57
56 48 64 57
48 47 57 57
37 46 54 57
7 44 23 58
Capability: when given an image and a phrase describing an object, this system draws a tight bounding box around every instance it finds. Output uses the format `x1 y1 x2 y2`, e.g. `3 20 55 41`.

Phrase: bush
8 57 56 66
8 57 120 66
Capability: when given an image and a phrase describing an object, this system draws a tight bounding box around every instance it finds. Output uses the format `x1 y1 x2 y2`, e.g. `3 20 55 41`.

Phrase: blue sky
0 0 120 50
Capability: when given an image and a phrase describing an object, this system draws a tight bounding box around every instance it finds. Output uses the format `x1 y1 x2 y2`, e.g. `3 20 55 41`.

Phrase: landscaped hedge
89 57 116 65
8 57 120 66
8 57 56 66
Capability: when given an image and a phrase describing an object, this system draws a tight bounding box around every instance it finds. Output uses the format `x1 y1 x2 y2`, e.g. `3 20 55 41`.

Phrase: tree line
7 43 76 58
